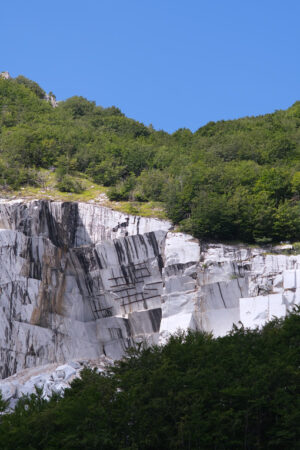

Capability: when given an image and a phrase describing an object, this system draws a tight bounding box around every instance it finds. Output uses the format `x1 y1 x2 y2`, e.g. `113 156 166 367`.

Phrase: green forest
0 75 300 243
0 310 299 449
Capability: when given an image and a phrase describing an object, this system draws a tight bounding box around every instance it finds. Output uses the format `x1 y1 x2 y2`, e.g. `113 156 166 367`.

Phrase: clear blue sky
1 0 299 132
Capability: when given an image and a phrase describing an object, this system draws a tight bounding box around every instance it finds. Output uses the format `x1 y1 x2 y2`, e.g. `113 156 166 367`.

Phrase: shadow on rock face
0 201 167 377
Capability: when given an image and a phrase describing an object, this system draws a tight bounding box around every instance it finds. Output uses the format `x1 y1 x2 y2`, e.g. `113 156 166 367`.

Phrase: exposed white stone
164 232 200 266
0 357 111 408
196 307 240 338
160 312 193 338
273 244 293 251
0 199 298 386
76 202 171 246
283 270 296 290
0 71 11 80
53 364 76 381
240 294 286 328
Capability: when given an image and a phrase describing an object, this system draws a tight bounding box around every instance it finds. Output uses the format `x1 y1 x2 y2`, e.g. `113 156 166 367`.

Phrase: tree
273 201 300 241
15 75 46 99
254 168 292 206
61 96 96 118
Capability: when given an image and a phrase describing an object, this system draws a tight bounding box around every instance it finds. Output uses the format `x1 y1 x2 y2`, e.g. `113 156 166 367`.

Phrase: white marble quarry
0 198 299 398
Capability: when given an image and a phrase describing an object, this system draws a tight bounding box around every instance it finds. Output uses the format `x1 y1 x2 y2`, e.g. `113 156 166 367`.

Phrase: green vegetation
0 75 299 242
0 310 299 449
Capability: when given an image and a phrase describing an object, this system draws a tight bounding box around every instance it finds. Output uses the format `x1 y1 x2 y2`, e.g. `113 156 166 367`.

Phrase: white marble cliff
0 199 299 403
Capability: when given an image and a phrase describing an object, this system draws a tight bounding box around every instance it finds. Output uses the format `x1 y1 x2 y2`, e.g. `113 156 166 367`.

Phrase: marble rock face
0 199 299 384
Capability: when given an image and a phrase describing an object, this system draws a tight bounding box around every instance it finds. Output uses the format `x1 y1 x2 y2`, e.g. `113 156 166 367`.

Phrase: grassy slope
1 169 167 220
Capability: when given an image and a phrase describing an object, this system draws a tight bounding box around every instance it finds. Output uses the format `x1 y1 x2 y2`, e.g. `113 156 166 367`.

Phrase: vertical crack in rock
217 282 226 308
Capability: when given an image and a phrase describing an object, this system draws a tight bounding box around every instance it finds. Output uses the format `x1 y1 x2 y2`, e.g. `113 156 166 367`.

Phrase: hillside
0 73 299 243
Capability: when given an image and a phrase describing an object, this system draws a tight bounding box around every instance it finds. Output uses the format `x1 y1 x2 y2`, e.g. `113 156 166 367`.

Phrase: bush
15 75 46 99
87 160 126 186
60 96 96 118
0 166 39 190
183 191 236 240
56 175 83 193
133 169 166 201
107 175 136 201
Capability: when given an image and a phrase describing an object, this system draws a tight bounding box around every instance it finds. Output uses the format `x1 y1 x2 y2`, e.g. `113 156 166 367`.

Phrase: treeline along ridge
0 75 299 243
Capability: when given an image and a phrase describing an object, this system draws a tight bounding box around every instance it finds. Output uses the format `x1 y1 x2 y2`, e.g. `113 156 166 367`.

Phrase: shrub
56 175 83 193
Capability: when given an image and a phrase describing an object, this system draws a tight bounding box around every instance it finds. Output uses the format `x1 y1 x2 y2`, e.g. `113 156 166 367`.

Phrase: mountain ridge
0 73 299 244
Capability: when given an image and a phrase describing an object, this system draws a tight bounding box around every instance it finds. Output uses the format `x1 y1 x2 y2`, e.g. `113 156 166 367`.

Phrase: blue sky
1 0 299 132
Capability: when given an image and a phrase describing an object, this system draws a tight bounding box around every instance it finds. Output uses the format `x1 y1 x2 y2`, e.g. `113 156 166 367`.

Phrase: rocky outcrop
0 199 299 387
44 93 58 107
0 71 11 80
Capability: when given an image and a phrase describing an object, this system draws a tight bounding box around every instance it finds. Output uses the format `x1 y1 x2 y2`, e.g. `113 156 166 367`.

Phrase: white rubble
0 198 299 395
0 357 111 409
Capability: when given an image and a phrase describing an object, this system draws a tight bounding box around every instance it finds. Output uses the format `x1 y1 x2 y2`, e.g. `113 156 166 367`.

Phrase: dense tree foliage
0 310 299 449
0 76 299 242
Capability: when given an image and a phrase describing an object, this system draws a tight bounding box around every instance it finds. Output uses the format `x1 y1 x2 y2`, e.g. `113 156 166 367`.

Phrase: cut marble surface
0 199 299 392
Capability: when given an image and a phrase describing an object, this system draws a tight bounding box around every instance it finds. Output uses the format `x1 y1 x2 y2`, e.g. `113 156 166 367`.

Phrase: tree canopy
0 310 299 449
